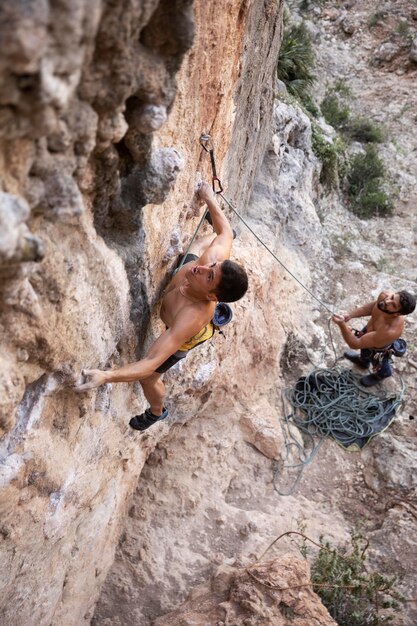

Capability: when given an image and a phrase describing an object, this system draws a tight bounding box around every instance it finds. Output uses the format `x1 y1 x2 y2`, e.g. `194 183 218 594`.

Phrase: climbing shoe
129 407 168 431
360 374 382 387
343 350 369 369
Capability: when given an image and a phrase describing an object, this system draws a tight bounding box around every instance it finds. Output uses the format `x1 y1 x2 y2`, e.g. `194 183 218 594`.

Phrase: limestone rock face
1 1 416 625
94 2 417 625
0 192 44 266
0 1 286 625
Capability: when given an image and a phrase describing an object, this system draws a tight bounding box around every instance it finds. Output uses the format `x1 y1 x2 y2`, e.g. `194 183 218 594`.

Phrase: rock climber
75 181 248 429
332 290 416 386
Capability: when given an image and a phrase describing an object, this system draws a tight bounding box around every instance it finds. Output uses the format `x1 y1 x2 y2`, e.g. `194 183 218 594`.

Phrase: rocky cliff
0 1 301 625
1 1 416 625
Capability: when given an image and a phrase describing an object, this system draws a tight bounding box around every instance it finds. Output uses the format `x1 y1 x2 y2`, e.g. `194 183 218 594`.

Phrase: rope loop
274 367 405 496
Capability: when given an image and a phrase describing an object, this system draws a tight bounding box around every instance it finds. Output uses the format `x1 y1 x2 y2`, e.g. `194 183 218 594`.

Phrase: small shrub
311 124 345 189
368 11 385 29
298 0 332 11
346 145 393 218
332 79 353 98
321 93 350 129
302 94 321 118
321 83 384 144
311 532 405 626
277 22 315 100
320 80 353 131
345 116 385 143
395 19 410 38
355 184 393 217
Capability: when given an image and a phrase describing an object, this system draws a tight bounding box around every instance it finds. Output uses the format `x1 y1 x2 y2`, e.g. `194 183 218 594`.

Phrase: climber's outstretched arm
74 310 207 391
197 181 233 263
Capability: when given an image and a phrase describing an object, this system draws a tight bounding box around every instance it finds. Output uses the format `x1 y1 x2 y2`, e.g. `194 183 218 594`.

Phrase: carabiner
212 176 223 194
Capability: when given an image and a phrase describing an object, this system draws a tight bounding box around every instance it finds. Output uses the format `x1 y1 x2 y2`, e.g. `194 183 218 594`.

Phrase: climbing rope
196 132 335 315
175 208 208 272
219 192 335 315
273 367 405 496
194 134 406 497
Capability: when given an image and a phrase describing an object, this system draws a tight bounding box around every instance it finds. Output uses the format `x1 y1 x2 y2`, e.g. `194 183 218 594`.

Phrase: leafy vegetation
298 0 333 11
311 533 405 626
276 16 392 213
319 81 390 211
345 116 384 143
311 124 345 189
321 81 384 143
367 11 386 29
346 145 393 218
277 22 315 101
395 19 410 38
321 92 350 129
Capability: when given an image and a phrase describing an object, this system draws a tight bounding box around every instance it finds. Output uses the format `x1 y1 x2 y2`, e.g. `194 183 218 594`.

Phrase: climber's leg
139 372 165 417
129 372 169 431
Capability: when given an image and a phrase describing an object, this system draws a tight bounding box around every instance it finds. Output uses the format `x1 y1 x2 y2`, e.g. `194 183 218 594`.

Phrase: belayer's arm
344 300 375 321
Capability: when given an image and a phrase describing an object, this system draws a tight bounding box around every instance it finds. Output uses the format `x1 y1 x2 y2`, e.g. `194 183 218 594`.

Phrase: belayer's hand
331 314 345 325
197 180 215 203
74 369 108 392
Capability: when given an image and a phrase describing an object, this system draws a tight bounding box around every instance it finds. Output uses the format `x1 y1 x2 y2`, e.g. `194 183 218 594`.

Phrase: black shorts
155 351 188 374
175 252 198 268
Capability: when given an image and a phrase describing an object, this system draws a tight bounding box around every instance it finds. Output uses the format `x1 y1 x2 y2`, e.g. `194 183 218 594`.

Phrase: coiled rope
274 367 405 496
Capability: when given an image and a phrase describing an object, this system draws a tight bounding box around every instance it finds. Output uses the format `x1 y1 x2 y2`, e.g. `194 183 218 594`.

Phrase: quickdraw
199 133 224 194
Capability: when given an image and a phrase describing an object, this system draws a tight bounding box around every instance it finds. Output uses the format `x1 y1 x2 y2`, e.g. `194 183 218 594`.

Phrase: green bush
311 533 405 626
321 93 350 129
311 124 345 189
395 19 410 37
346 145 393 217
332 78 353 98
277 22 315 100
302 94 321 118
321 83 385 144
345 116 385 143
368 11 385 29
299 0 332 11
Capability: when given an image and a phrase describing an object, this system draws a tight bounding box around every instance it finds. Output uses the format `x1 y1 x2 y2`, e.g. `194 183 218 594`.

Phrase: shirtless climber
75 181 248 429
332 290 416 386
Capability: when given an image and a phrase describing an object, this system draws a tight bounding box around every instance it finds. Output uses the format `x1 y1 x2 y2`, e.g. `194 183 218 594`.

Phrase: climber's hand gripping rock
74 369 108 392
197 180 215 203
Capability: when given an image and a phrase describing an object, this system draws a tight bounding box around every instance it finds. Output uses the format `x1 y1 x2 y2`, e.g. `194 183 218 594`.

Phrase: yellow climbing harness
178 322 215 352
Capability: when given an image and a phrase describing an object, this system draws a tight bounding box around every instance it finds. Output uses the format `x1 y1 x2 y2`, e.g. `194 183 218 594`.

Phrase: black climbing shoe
129 407 168 431
344 350 369 369
360 374 382 387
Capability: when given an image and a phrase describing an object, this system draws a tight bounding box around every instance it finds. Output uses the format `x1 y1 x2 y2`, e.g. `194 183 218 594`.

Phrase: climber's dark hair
214 260 248 303
398 290 416 315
